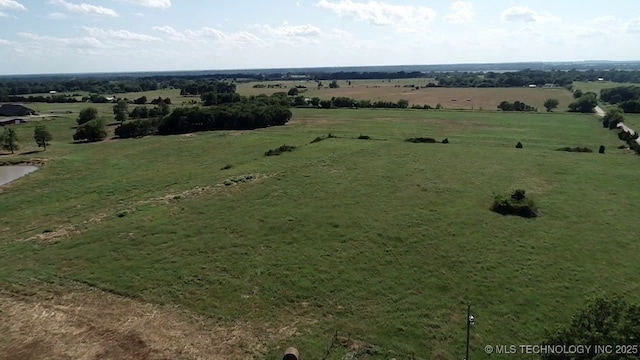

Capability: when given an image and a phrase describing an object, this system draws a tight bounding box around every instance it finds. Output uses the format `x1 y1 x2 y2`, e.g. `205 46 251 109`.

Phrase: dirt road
594 106 640 146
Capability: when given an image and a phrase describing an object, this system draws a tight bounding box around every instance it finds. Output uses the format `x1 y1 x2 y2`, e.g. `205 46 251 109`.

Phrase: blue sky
0 0 639 75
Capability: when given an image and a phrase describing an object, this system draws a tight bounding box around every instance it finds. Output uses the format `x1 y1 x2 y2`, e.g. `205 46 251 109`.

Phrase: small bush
358 135 371 140
442 138 449 144
311 133 337 144
491 189 539 218
265 144 296 156
556 147 593 153
618 145 627 149
221 164 233 170
599 145 605 154
405 137 436 143
515 142 523 149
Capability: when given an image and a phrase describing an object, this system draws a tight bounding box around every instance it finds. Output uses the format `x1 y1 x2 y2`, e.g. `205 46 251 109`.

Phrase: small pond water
0 165 39 186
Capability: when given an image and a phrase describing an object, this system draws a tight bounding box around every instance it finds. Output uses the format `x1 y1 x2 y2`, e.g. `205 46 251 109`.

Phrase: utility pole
466 303 474 360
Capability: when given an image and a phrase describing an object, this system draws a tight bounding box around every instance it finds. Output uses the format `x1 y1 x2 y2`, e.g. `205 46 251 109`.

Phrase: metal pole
466 303 471 360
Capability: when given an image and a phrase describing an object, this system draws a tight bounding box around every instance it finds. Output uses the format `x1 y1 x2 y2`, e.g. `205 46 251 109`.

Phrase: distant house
0 118 27 126
0 104 36 117
528 84 537 88
49 90 57 94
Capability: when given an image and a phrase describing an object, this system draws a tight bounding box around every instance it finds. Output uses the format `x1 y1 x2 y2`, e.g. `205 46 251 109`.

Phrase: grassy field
1 104 639 359
573 81 640 96
237 79 575 111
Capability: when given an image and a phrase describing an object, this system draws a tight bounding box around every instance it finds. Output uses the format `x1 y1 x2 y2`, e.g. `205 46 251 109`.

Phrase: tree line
5 69 640 97
72 90 293 142
600 86 640 113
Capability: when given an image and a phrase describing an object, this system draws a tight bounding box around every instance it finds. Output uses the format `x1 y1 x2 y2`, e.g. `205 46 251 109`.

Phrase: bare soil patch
0 283 301 360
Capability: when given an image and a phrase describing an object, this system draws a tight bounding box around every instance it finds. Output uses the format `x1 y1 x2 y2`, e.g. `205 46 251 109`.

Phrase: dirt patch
0 284 302 360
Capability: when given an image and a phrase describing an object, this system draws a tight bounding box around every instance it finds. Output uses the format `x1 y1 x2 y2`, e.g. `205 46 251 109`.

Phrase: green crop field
1 104 639 359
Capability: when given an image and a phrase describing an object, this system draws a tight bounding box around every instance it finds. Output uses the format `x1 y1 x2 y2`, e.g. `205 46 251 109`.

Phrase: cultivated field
1 100 639 359
237 79 575 111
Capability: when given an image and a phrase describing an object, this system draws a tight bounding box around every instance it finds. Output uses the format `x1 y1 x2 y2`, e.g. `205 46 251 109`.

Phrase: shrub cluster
310 133 337 143
115 119 159 139
265 144 296 156
358 135 371 140
556 147 593 153
405 137 436 143
497 100 537 112
491 189 539 218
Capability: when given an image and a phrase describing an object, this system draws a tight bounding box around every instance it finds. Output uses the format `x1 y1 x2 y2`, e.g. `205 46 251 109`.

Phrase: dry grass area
0 283 302 360
236 79 574 111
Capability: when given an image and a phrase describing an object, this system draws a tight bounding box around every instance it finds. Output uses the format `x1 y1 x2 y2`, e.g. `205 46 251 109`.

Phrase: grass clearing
1 107 639 359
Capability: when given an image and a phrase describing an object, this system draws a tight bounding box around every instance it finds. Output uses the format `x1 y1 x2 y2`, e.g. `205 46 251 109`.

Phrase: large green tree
544 98 560 112
1 127 19 154
73 118 107 143
77 107 98 125
568 93 597 113
33 124 53 151
603 108 625 129
113 99 128 125
541 296 640 360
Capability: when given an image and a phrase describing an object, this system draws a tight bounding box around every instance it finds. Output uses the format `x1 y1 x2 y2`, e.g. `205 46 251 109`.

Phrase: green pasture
0 107 639 359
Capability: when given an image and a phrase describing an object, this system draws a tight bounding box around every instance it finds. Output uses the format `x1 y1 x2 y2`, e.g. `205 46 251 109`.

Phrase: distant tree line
5 69 640 96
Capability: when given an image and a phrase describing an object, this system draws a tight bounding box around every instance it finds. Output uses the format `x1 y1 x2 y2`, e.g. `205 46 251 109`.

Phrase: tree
113 99 128 125
287 87 299 96
156 100 170 116
602 108 625 129
77 107 98 125
329 80 340 89
573 89 583 99
310 97 321 107
133 96 147 105
544 98 559 112
568 93 597 113
201 92 217 106
541 296 640 360
1 127 19 154
397 99 409 108
33 124 52 151
73 118 107 142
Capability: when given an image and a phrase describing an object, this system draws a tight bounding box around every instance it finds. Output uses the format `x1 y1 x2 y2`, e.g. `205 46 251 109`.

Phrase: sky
0 0 639 75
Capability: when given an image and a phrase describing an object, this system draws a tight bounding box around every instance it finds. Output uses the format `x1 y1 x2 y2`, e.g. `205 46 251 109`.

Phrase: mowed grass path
1 108 639 359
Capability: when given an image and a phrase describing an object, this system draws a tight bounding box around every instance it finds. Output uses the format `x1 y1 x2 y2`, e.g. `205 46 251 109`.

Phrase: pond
0 165 39 187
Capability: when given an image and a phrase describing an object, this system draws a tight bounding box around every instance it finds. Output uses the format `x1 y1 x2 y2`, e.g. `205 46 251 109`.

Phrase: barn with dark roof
0 104 37 117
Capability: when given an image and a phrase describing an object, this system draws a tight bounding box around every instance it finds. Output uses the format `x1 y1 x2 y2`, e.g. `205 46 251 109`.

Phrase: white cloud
500 6 559 23
124 0 170 8
83 27 163 42
627 18 640 33
48 0 118 17
444 1 474 24
154 27 266 47
314 0 436 28
0 11 7 17
46 12 67 19
0 0 26 11
255 24 322 38
18 32 106 49
0 38 12 45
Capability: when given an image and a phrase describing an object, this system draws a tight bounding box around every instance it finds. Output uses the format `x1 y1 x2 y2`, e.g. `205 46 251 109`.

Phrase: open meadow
1 97 640 359
236 79 575 111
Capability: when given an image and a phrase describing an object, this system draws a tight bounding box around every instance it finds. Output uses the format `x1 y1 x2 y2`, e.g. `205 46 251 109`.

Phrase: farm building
0 118 27 126
0 104 37 117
